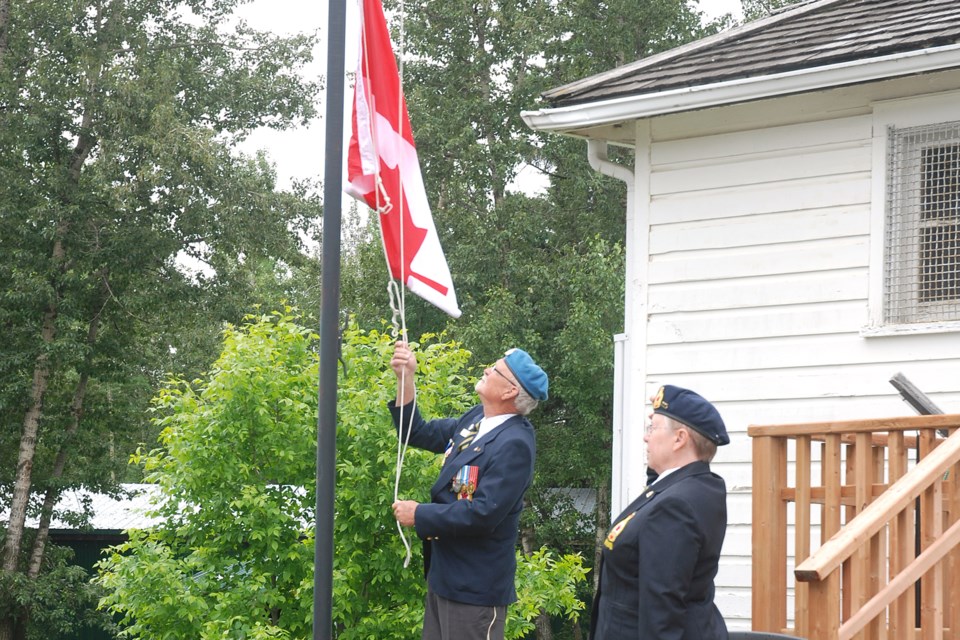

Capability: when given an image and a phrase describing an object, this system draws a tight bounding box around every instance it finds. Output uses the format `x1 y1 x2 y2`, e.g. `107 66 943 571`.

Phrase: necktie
458 421 480 452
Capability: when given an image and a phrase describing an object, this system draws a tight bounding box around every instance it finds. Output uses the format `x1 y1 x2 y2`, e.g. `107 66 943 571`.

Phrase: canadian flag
345 0 461 318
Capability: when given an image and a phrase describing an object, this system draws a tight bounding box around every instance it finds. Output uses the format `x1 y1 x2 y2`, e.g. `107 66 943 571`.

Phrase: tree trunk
10 286 108 640
520 524 554 640
0 327 54 640
0 235 63 640
10 620 26 640
2 303 58 574
593 481 610 593
3 37 99 572
532 600 554 640
571 618 584 640
0 15 102 626
26 288 105 579
25 386 86 577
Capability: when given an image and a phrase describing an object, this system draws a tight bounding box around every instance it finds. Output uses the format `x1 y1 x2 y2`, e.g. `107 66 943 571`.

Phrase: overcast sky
235 0 745 190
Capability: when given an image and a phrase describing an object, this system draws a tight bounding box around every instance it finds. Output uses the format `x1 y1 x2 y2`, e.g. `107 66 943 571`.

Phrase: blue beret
503 348 548 402
652 385 729 446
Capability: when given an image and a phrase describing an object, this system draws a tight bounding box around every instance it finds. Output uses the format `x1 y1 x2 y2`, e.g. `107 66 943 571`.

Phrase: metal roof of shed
1 485 161 532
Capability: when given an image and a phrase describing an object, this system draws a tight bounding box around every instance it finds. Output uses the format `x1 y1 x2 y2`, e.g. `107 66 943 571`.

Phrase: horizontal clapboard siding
631 94 960 630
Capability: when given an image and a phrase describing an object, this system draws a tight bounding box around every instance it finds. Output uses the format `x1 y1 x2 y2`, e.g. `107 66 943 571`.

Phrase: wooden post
918 471 943 640
917 431 940 640
808 570 841 640
870 445 885 640
849 433 872 638
823 435 843 636
887 430 912 640
753 435 787 632
796 435 812 639
947 457 960 638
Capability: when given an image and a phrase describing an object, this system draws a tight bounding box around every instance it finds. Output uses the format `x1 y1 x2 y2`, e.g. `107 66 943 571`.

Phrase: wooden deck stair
748 414 960 640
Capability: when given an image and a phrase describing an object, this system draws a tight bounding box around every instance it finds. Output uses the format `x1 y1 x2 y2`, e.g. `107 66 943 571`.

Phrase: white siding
626 84 960 630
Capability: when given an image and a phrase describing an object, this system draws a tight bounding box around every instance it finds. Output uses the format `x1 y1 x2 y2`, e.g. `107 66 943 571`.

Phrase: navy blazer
590 461 728 640
389 401 536 606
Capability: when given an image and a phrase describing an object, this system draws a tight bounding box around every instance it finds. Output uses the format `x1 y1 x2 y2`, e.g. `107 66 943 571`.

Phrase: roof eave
522 43 960 135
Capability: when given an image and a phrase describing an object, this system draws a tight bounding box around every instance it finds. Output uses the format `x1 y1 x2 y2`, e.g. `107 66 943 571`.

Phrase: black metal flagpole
316 0 347 637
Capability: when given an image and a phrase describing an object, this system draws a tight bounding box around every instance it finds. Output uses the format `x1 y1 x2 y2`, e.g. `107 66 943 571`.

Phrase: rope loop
388 282 413 567
387 280 405 341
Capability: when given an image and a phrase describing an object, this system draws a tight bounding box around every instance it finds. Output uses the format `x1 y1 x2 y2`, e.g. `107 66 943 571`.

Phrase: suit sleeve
414 434 534 540
388 400 461 454
635 494 702 640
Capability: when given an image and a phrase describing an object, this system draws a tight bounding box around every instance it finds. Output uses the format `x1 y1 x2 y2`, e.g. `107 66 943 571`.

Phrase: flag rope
360 0 416 569
352 0 458 568
393 0 416 570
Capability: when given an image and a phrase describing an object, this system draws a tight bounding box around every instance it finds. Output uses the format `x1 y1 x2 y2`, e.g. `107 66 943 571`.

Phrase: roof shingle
543 0 960 107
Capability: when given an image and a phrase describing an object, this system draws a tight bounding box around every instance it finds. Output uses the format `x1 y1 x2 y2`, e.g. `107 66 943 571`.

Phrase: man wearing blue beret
389 341 548 640
590 384 729 640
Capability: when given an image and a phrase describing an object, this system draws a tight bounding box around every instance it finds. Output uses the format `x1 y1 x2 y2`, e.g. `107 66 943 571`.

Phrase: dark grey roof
544 0 960 107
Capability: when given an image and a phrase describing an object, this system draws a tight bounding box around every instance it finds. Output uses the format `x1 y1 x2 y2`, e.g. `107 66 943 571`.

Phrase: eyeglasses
646 422 683 436
492 365 518 388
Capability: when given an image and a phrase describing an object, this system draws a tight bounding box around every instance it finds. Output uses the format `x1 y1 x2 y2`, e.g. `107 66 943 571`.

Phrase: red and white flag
345 0 461 318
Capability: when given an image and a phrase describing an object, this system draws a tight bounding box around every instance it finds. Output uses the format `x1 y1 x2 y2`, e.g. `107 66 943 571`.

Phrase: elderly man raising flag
389 341 548 640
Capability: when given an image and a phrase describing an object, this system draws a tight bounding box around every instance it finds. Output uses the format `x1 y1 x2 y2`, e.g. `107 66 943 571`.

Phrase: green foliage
330 325 473 640
97 311 585 639
98 311 324 640
345 0 728 494
0 0 322 490
1 0 320 634
0 535 113 640
340 6 731 635
741 0 799 21
509 548 589 639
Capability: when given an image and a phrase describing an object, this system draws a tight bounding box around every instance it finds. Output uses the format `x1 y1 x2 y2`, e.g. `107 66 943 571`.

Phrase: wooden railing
748 414 960 640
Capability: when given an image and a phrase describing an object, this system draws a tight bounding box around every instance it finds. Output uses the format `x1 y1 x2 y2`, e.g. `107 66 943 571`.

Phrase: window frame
864 90 960 336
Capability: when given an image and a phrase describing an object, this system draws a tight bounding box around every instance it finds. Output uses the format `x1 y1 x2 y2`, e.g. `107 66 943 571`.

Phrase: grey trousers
422 588 507 640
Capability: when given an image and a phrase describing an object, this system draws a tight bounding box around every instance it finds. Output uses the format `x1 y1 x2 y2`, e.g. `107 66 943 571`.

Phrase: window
884 121 960 325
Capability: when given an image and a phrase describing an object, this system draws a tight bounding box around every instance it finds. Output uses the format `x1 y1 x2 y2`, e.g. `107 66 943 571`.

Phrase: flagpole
316 0 346 636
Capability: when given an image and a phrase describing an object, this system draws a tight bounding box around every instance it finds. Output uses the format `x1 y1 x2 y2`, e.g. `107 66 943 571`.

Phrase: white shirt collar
474 413 515 444
650 466 680 486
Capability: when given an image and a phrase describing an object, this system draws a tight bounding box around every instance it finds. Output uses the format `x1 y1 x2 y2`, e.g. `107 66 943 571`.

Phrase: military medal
451 465 479 500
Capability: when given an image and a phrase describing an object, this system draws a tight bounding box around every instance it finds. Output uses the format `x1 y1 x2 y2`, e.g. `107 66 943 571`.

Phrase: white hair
513 386 539 416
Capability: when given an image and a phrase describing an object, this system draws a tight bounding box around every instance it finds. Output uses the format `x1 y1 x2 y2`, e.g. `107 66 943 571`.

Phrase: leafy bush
97 311 585 639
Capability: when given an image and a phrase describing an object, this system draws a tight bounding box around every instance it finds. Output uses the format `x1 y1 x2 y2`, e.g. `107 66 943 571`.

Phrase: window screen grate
885 122 960 324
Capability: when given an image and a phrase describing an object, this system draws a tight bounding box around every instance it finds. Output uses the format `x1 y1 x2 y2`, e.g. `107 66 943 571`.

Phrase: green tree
0 1 320 637
338 3 737 636
341 5 730 637
742 0 799 21
97 311 586 639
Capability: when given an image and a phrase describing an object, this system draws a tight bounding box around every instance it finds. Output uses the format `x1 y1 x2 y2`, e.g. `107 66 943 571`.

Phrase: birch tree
0 1 319 637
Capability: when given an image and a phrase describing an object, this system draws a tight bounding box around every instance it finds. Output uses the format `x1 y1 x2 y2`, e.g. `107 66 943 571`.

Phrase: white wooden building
522 0 960 629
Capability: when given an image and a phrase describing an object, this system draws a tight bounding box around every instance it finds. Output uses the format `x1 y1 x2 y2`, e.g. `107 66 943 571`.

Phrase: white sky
235 0 745 190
